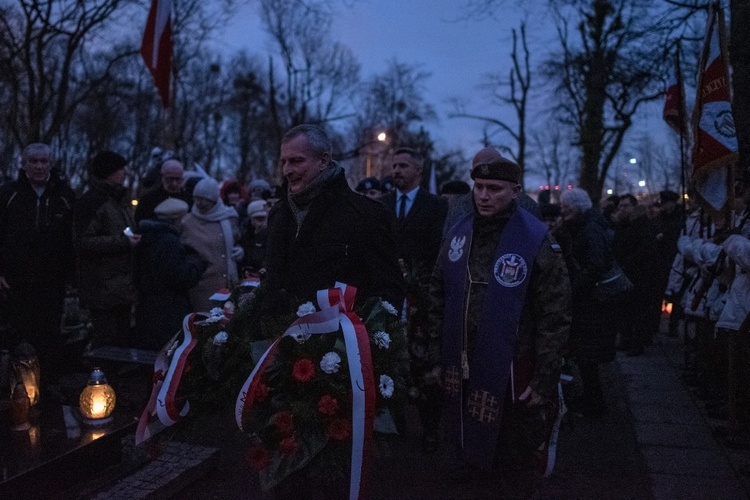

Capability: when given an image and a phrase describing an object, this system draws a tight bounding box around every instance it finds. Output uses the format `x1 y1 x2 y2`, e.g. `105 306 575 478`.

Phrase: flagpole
675 39 687 234
716 5 735 229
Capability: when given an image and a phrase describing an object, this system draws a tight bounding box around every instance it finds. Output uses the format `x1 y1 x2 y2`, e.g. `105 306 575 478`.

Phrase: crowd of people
0 126 748 497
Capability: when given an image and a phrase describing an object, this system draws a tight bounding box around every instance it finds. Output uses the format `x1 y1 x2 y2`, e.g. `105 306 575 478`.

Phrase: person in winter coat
75 151 140 348
181 177 243 312
263 124 404 314
135 198 207 350
558 188 617 417
612 195 658 355
0 143 75 374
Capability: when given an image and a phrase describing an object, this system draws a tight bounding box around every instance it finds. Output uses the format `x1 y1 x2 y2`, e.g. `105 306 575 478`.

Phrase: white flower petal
213 331 229 345
296 301 317 317
379 374 394 398
373 331 391 350
381 301 398 316
320 352 342 374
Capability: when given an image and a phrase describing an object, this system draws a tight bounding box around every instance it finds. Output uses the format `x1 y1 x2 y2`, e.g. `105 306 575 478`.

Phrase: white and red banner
663 44 688 137
141 0 173 107
692 6 737 213
136 313 201 445
236 283 375 500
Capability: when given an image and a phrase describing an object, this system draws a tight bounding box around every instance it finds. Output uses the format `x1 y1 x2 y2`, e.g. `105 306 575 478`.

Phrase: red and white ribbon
235 283 375 500
136 313 202 444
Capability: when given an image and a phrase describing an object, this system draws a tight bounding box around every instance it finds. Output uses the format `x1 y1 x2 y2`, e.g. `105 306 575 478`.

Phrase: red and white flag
691 6 737 213
141 0 173 108
663 44 688 136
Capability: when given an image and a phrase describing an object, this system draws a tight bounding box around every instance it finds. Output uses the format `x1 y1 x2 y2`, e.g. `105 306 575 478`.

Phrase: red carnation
278 436 299 455
272 411 295 437
246 445 270 470
318 394 339 416
292 359 316 382
327 418 351 441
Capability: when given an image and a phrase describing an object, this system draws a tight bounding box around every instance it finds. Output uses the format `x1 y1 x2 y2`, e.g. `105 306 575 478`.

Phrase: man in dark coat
0 143 75 373
75 151 141 348
264 124 404 313
135 158 191 223
135 198 207 350
381 147 447 452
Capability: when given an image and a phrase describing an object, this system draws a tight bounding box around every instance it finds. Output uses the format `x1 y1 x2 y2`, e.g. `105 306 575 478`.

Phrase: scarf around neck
288 162 341 232
190 200 239 284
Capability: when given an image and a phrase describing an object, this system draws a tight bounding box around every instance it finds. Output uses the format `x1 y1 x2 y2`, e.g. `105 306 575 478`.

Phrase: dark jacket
74 180 137 309
612 210 657 290
429 203 571 399
264 170 404 312
135 219 207 350
0 169 75 287
135 185 191 223
557 207 617 362
382 188 447 277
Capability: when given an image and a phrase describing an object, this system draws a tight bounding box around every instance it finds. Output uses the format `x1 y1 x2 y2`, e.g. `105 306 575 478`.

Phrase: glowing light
638 180 646 187
607 189 613 195
377 132 387 142
131 199 139 207
629 158 637 164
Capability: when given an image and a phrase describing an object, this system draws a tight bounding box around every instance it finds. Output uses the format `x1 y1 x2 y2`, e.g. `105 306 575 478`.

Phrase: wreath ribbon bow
236 282 375 500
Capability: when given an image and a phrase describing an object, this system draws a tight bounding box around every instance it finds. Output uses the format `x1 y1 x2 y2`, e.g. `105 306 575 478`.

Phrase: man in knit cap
428 148 571 493
75 151 140 348
443 147 540 235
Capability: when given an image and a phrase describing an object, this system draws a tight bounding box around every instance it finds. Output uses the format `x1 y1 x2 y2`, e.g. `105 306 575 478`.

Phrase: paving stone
635 422 718 450
651 473 749 500
641 446 733 477
629 401 703 425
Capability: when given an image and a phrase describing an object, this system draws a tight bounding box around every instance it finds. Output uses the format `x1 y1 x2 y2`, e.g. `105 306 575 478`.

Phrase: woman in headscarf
180 178 244 312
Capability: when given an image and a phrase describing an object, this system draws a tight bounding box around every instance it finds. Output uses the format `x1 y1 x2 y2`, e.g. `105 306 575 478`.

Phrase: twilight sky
217 0 671 185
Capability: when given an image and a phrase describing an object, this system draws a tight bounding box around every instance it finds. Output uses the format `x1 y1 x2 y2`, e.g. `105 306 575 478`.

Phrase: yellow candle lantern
79 368 116 424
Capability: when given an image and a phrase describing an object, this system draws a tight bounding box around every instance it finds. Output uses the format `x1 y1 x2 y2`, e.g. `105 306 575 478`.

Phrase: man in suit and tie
383 147 448 452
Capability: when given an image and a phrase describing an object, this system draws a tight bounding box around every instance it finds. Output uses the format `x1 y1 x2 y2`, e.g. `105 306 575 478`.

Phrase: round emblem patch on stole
493 253 528 287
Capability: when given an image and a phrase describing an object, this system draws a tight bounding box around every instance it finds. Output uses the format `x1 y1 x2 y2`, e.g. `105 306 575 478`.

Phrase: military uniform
429 201 571 472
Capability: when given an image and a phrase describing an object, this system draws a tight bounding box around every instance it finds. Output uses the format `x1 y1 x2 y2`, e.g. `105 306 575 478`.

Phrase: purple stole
440 207 548 468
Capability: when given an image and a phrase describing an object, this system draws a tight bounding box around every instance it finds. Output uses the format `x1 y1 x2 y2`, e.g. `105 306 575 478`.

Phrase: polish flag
141 0 173 107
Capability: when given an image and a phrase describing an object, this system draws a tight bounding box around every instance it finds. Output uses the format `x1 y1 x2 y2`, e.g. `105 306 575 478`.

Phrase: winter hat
470 147 521 184
249 179 270 199
154 197 189 220
659 190 680 204
246 200 267 218
90 151 127 179
440 180 471 196
192 178 220 202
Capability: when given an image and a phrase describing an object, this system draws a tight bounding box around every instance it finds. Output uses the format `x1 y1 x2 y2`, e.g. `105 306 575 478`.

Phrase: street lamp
638 180 646 187
629 158 637 165
377 132 387 142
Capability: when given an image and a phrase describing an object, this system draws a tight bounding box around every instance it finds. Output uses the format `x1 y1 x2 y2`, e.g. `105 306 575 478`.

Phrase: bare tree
544 0 668 200
0 0 138 174
449 22 531 186
531 127 578 201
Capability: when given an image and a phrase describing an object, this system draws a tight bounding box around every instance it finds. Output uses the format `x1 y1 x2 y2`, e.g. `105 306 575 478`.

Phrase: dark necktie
398 194 407 219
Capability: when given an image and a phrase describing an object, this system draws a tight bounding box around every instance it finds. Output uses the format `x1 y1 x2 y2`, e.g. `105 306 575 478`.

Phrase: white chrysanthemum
373 331 391 350
213 331 229 345
379 374 394 398
320 352 342 374
205 307 226 323
381 301 398 316
296 301 316 317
